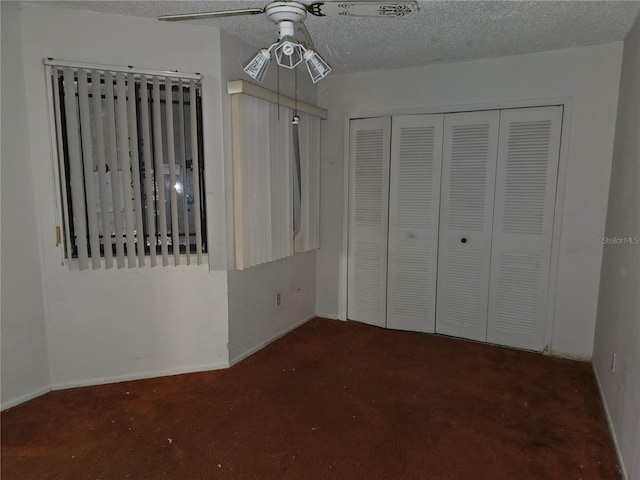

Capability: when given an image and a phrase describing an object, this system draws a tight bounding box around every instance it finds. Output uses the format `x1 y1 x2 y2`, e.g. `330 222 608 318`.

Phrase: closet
347 106 563 351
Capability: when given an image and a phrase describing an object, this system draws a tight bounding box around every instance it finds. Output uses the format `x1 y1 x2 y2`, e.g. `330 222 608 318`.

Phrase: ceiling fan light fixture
304 49 332 83
274 37 304 69
243 48 272 83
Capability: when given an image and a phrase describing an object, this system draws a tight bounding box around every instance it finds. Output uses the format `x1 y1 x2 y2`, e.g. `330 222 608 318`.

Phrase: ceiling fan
159 1 419 83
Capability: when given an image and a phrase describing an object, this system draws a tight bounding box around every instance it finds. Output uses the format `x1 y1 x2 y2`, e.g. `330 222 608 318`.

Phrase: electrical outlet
611 353 616 373
276 292 282 307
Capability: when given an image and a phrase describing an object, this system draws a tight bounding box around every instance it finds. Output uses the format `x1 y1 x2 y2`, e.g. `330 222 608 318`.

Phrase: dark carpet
1 317 619 479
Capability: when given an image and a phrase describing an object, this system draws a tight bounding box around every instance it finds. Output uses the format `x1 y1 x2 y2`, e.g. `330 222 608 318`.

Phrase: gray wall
1 2 50 408
219 30 318 364
4 3 230 399
593 14 640 480
1 3 319 407
316 43 624 358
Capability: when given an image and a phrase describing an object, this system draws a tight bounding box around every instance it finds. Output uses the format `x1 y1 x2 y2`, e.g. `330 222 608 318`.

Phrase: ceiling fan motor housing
265 1 308 65
265 1 308 36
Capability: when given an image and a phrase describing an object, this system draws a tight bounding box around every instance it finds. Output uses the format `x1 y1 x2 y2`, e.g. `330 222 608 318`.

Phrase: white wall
593 14 640 480
219 30 317 363
316 43 623 358
1 2 51 409
1 3 319 404
15 4 230 389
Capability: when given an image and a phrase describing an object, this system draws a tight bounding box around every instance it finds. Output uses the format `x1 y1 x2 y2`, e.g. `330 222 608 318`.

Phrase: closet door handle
460 238 467 244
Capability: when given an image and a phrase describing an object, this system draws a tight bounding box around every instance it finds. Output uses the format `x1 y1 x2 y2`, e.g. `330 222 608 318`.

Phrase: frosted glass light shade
304 50 332 83
243 49 271 83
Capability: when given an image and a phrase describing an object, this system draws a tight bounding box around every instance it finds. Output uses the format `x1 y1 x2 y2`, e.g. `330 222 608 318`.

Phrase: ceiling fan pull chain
292 68 301 125
292 66 302 237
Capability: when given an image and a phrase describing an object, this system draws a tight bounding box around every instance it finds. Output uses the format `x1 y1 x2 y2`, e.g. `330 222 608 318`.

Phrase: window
48 62 206 269
228 80 323 270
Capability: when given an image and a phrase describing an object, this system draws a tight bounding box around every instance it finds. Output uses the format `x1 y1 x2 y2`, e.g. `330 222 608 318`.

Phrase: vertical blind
229 82 323 270
47 61 206 270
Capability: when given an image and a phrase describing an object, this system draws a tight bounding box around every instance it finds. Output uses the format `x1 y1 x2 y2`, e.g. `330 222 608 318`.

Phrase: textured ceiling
45 1 640 73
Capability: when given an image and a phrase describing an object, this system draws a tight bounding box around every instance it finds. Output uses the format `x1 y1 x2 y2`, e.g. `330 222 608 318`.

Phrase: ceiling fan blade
158 8 264 22
306 1 418 18
295 22 315 51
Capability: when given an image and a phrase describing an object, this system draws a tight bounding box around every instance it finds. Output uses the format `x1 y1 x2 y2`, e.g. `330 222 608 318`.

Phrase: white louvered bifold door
386 114 444 333
348 117 392 328
436 110 500 341
487 106 563 351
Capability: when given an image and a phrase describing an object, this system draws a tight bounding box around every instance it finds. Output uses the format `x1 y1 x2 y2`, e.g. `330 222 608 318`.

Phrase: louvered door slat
487 106 563 351
436 110 500 342
348 117 391 327
387 114 444 332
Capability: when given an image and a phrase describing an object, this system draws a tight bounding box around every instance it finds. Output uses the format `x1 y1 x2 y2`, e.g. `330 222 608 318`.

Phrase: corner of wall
218 29 319 362
592 13 640 480
1 0 51 410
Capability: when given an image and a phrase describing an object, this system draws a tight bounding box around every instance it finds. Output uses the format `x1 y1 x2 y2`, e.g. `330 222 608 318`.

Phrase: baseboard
543 346 591 362
592 363 628 480
50 361 230 391
315 312 344 321
4 315 321 406
1 385 52 411
229 313 316 367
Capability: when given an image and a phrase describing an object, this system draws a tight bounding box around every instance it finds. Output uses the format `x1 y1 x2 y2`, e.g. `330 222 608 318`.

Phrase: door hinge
55 226 61 246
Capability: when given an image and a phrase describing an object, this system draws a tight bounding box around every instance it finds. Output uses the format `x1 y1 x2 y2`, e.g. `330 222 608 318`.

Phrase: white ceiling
46 1 640 74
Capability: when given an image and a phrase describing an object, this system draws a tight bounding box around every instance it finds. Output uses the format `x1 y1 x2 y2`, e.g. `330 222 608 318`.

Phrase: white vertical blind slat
311 115 320 249
52 68 74 269
231 94 244 269
294 118 304 253
244 96 254 267
260 99 272 263
128 73 146 267
269 103 281 261
165 77 181 265
105 71 126 268
116 72 137 267
256 97 267 265
63 68 89 270
91 70 114 269
305 116 314 250
248 97 257 267
230 92 321 270
277 112 285 259
178 79 190 265
139 76 157 267
189 80 203 264
279 106 289 259
152 77 169 265
299 117 309 251
257 98 266 264
77 69 102 269
303 118 311 250
253 97 261 265
293 113 321 253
